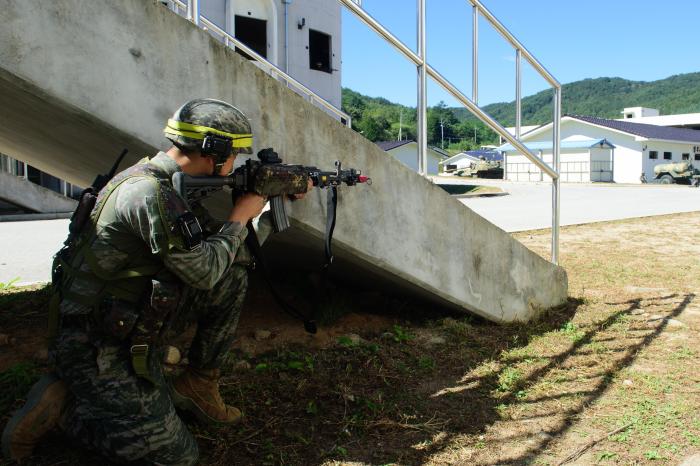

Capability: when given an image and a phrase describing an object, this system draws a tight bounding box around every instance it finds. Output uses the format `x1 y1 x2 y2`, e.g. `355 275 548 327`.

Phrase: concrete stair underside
0 171 77 214
0 0 567 322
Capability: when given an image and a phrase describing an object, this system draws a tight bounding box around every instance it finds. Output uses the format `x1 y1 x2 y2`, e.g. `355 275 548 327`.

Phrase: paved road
2 182 700 284
446 179 700 232
0 219 68 285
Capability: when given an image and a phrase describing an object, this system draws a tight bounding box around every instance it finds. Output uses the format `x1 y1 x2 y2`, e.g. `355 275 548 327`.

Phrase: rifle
172 148 371 334
172 148 370 233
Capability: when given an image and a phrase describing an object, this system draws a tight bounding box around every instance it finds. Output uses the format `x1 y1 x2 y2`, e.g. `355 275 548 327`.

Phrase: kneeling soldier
2 98 306 465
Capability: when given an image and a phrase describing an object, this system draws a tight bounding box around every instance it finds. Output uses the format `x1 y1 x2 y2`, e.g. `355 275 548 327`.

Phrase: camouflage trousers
50 264 248 466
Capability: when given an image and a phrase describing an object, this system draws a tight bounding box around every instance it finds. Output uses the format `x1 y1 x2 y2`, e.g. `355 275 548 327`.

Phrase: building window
235 15 267 59
682 153 690 160
649 151 658 159
309 29 332 73
626 113 633 118
663 151 672 160
696 154 700 161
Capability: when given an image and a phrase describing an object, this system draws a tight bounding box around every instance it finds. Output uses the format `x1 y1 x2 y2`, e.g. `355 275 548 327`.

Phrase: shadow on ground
2 288 693 465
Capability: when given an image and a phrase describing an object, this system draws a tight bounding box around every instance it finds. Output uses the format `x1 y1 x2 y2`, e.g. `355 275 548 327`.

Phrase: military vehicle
653 161 700 186
459 159 504 179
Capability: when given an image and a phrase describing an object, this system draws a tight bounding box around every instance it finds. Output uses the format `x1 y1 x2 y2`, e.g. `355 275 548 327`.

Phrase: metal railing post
189 0 200 25
417 0 427 176
472 5 478 104
515 49 521 139
552 87 561 264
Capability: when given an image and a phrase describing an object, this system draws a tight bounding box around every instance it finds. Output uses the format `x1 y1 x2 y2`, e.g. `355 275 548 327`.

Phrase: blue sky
341 0 700 107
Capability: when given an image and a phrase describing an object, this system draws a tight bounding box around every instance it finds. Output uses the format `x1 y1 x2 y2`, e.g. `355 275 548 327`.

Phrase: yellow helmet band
163 119 253 148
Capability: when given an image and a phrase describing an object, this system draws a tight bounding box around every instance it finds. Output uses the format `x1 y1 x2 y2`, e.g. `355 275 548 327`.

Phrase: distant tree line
341 88 498 153
454 73 700 126
343 72 700 151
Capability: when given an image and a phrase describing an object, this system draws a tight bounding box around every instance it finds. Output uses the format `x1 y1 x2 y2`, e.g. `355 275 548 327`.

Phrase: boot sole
1 373 62 460
169 385 242 427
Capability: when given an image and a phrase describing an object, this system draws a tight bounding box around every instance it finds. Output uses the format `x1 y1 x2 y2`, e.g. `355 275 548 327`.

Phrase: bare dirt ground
1 212 699 465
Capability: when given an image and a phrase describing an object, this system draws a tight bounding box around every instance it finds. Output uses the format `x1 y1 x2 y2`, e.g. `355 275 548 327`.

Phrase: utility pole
440 117 444 149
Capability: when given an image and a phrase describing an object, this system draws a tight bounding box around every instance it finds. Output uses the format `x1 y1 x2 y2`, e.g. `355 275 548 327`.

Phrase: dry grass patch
1 212 699 465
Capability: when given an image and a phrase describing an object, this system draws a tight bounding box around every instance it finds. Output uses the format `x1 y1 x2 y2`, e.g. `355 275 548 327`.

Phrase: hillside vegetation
343 72 700 152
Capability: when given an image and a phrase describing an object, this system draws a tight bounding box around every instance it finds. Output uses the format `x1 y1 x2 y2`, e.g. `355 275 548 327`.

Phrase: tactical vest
49 158 188 383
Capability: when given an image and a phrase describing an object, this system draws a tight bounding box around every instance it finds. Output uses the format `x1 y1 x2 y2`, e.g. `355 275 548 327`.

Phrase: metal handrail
168 0 351 128
337 0 562 264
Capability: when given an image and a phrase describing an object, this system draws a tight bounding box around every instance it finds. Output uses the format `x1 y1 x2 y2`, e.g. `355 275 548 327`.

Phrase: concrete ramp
0 0 567 322
0 171 77 214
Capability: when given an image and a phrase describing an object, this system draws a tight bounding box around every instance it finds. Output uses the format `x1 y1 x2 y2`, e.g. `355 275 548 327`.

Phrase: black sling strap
245 222 317 334
244 187 340 334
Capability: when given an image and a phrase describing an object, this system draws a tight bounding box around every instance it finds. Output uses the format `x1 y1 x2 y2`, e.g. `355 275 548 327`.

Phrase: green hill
342 72 700 152
458 73 700 126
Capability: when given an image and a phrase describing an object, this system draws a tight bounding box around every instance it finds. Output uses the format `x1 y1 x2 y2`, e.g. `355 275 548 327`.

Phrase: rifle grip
269 196 290 233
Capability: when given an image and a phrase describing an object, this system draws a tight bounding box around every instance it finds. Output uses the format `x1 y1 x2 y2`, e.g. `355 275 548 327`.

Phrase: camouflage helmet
163 98 254 163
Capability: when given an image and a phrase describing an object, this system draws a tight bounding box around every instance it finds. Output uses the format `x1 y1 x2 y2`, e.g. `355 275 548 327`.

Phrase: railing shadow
21 292 695 465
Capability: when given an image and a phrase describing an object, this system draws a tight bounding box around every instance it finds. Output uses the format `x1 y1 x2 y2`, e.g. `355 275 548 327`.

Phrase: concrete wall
0 0 567 322
0 171 77 213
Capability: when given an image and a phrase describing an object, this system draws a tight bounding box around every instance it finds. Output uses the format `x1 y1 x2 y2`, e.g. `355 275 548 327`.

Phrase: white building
619 107 700 130
198 0 341 108
499 137 615 182
376 140 447 175
500 115 700 183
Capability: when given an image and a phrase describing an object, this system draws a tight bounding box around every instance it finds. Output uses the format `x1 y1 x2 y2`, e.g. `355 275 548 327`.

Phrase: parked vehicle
653 162 700 186
456 159 504 179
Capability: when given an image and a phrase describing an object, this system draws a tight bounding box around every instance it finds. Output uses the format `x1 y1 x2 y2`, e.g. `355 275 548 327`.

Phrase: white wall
388 143 442 175
505 147 613 183
523 120 642 183
284 0 341 108
200 0 341 109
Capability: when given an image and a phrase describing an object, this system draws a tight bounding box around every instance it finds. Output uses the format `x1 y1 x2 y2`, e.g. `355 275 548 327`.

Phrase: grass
437 184 504 196
1 211 699 465
0 277 20 290
0 362 39 414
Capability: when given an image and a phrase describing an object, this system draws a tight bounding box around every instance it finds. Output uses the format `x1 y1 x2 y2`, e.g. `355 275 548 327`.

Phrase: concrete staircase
0 0 567 322
0 171 77 214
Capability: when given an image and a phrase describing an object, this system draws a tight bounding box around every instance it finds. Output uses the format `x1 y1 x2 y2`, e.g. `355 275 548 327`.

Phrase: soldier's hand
292 179 314 201
229 193 267 224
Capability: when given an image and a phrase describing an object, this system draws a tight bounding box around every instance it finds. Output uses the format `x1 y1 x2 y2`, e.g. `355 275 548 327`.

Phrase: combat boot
2 373 68 461
170 367 242 425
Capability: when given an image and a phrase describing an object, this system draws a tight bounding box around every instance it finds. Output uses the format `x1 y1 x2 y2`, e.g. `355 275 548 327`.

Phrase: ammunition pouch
128 280 182 384
99 296 140 341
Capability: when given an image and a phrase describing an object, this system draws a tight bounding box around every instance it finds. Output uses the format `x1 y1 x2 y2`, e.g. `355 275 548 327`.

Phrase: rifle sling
324 187 338 269
244 187 339 335
245 223 318 334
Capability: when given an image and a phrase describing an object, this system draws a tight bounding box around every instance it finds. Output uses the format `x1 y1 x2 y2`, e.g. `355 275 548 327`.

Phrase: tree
427 101 458 147
357 115 391 142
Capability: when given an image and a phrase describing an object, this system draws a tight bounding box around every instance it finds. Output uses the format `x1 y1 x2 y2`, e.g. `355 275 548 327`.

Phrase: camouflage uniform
50 152 250 466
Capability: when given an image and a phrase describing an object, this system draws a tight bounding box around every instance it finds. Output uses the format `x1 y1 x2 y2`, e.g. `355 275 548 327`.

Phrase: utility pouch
69 188 98 236
100 297 139 340
150 280 181 318
176 212 202 251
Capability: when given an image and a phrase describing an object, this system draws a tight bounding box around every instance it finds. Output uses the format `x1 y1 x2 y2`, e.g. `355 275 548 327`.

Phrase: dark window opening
27 166 41 185
235 15 267 59
649 151 658 159
309 29 332 73
626 113 633 118
682 153 690 160
663 151 672 160
696 154 700 161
